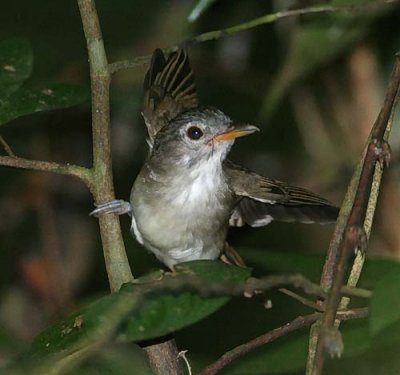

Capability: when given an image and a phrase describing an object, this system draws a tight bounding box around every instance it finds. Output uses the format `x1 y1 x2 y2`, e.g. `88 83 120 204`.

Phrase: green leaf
6 262 249 374
188 0 216 22
0 38 88 125
369 269 400 336
176 260 250 283
31 294 120 356
0 82 89 125
1 292 127 375
0 38 33 100
359 257 400 289
125 261 251 341
340 319 371 357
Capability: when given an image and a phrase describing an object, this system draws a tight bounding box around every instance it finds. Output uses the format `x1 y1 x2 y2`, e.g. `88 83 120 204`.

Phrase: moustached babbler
91 49 339 269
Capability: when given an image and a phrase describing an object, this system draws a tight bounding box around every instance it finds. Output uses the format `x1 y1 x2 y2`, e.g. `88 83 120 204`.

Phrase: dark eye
187 126 204 140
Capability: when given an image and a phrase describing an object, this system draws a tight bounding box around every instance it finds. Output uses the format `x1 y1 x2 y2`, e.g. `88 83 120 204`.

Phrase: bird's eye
187 126 204 140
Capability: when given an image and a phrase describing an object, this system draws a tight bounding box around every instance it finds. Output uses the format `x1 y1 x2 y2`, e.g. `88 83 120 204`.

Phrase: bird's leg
90 199 132 217
220 242 247 267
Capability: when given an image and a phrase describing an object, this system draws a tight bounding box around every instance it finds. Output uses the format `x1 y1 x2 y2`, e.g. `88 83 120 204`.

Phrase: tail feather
142 49 198 143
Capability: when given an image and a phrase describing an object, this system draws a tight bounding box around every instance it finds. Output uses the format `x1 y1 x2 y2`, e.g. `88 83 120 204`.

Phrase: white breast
172 156 223 206
131 154 233 268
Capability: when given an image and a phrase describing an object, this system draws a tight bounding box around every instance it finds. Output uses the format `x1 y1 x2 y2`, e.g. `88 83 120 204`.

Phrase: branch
108 1 396 73
0 0 134 300
307 53 400 375
243 274 371 300
279 288 325 311
77 2 184 374
339 60 400 311
184 2 392 46
0 155 92 187
77 0 133 292
199 308 368 375
0 135 15 157
109 54 162 74
140 273 370 301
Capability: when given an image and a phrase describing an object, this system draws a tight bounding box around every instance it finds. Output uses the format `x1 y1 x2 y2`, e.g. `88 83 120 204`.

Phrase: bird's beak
213 124 260 142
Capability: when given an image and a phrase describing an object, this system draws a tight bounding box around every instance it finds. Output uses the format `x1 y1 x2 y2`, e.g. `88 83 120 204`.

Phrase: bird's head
150 107 259 169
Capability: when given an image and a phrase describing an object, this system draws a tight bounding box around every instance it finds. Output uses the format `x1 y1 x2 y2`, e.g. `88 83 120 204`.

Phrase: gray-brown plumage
225 161 339 227
142 49 198 143
91 48 338 269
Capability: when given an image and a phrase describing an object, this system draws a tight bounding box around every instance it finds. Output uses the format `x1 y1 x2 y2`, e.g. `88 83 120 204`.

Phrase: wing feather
224 161 339 227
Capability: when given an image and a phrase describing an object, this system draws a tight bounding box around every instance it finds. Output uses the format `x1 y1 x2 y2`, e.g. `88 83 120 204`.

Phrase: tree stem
77 0 133 292
77 1 183 374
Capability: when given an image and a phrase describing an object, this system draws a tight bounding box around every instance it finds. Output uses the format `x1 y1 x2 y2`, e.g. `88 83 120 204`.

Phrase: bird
91 48 339 269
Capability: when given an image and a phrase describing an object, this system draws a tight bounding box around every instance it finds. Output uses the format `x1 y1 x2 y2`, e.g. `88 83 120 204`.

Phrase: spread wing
142 48 199 145
224 161 339 227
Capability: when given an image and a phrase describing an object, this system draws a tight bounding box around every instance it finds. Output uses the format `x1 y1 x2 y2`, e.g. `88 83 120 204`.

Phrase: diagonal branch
108 1 396 74
339 57 400 311
243 274 371 300
182 2 393 47
0 135 15 157
199 308 368 375
307 53 400 375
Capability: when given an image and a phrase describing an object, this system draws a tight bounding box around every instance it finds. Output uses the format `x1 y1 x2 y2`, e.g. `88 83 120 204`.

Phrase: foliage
0 39 88 126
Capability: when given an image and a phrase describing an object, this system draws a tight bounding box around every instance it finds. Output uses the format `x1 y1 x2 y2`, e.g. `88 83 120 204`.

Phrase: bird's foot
372 139 391 168
133 269 166 284
90 199 132 217
220 242 247 267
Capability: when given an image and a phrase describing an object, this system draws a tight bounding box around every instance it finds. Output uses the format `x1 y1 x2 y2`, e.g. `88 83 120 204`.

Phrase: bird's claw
372 139 391 168
90 199 132 217
347 225 368 255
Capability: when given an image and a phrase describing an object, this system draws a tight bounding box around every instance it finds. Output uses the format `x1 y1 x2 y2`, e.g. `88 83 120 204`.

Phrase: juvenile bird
91 49 338 269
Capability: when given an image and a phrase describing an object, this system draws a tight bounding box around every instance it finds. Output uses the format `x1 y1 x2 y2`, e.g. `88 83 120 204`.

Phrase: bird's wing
224 161 339 227
142 49 199 144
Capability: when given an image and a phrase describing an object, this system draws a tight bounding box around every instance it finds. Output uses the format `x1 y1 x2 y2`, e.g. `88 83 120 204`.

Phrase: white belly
130 162 233 268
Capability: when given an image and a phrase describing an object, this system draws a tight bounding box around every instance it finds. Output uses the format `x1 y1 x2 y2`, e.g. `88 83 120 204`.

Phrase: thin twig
340 90 399 310
109 54 169 74
184 2 393 46
279 288 323 311
117 273 370 307
108 1 396 74
244 274 370 300
340 285 372 299
0 155 92 186
308 53 400 375
199 308 368 375
279 285 371 313
0 135 15 157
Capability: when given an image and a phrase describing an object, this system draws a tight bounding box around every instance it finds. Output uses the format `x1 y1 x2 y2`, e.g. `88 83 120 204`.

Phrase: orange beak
213 124 260 142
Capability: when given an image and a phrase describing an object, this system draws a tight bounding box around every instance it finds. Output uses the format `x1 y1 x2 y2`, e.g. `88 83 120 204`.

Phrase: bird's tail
142 49 198 143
